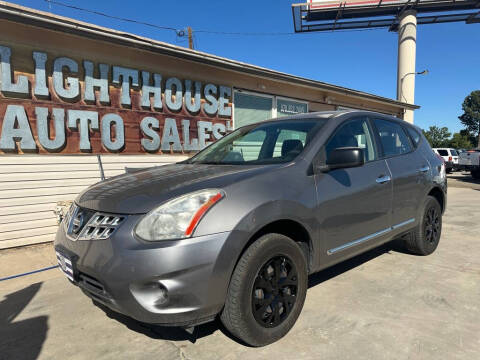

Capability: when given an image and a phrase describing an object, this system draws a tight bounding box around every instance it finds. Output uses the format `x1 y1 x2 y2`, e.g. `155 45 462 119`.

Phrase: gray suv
54 111 446 346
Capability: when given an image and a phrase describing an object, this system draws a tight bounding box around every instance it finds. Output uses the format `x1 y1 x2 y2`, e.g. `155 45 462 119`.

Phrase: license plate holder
55 249 76 282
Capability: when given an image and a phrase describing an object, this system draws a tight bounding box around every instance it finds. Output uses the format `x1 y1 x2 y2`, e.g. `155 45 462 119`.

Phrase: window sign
276 98 308 117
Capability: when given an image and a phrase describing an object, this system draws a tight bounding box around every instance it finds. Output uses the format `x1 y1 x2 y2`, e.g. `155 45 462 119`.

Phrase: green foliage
459 90 480 148
449 132 473 149
459 130 476 148
422 126 451 148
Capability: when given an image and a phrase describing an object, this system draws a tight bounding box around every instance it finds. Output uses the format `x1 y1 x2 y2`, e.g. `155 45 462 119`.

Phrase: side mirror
322 147 364 172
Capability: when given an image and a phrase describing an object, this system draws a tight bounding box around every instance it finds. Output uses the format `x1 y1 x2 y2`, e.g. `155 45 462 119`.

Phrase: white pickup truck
459 150 480 179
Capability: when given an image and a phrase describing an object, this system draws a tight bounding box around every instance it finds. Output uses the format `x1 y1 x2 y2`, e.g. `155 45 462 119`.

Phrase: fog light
130 281 171 311
154 283 168 305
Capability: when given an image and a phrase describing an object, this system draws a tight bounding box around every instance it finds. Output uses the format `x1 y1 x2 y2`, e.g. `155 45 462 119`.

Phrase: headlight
134 189 225 241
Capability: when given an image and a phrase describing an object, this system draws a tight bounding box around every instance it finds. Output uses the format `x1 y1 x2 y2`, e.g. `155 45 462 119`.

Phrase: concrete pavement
1 186 480 360
447 171 480 190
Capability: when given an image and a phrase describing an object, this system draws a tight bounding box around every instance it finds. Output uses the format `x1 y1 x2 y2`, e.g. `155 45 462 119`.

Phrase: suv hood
76 163 276 214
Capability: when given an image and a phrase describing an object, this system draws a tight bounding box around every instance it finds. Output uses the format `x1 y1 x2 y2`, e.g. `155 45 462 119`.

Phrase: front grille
77 213 126 240
65 204 125 241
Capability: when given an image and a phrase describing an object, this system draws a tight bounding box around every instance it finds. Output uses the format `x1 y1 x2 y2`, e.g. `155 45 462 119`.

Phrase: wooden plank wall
0 154 187 249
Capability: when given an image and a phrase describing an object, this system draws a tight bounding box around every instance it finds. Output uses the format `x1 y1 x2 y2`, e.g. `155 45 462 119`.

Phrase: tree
460 129 476 148
422 126 451 148
459 90 480 148
449 132 473 149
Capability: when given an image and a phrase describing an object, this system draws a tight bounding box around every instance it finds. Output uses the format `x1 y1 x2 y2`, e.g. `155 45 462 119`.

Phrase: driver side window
325 118 377 162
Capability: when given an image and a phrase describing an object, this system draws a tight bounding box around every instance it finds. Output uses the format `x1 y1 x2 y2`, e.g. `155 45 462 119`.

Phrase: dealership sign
0 45 232 154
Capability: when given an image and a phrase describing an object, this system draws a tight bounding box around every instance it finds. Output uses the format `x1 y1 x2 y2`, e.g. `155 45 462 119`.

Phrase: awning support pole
396 10 417 123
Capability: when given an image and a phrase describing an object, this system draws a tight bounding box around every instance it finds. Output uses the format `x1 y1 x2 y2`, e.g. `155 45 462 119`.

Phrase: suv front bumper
54 214 234 327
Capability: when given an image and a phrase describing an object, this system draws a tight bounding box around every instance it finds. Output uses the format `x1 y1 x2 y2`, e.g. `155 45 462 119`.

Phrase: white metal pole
396 10 417 123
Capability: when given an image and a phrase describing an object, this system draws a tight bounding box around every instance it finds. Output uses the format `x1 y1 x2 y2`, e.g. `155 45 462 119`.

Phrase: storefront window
234 92 273 128
233 91 308 129
276 98 308 117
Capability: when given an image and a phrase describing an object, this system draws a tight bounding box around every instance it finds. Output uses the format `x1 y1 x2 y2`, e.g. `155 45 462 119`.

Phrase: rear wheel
405 195 442 256
220 233 308 347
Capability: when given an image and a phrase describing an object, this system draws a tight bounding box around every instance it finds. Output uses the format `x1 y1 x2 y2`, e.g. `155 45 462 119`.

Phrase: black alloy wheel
405 195 442 256
252 256 298 328
424 206 440 245
221 233 307 347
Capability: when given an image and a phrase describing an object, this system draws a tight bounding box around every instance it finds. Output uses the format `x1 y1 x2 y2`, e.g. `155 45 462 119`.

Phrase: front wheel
220 233 308 347
405 195 442 256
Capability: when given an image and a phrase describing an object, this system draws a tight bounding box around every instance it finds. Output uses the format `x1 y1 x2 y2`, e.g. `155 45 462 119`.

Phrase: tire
405 196 442 256
220 233 308 347
471 169 480 179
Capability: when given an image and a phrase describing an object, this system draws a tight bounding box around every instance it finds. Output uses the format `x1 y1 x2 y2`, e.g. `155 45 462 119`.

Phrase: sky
11 0 480 134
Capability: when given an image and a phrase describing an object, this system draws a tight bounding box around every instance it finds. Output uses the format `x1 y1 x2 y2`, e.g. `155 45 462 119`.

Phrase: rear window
374 119 412 157
405 126 421 146
437 150 448 156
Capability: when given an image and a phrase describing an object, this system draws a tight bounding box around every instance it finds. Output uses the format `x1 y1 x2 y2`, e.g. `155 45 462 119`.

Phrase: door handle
376 175 391 184
418 165 430 173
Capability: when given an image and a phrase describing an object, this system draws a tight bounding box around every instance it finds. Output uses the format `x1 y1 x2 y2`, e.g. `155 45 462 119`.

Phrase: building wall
0 154 186 249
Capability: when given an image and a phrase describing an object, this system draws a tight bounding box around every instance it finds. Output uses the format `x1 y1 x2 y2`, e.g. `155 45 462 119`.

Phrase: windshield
450 149 458 156
186 119 326 165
